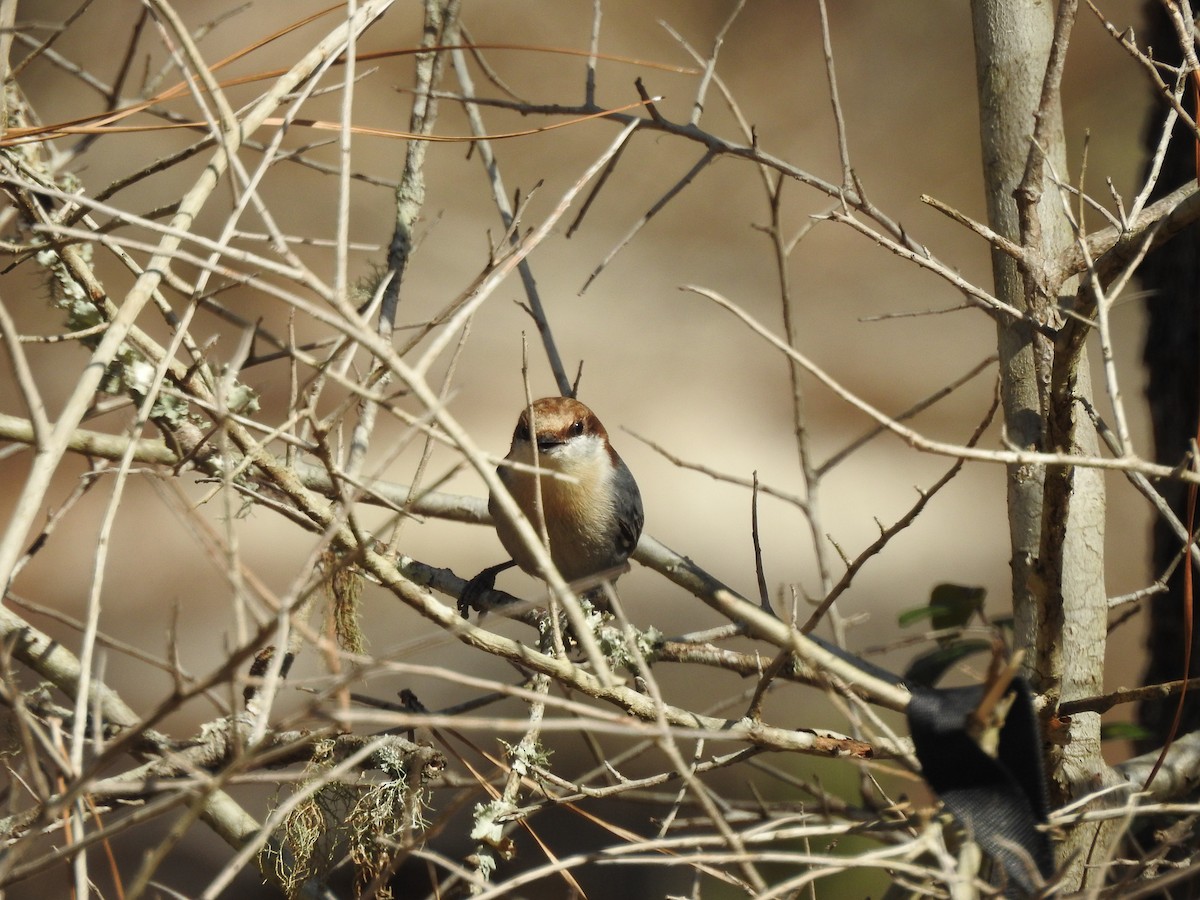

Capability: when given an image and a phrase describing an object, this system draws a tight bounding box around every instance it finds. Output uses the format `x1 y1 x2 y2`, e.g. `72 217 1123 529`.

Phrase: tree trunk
970 0 1114 887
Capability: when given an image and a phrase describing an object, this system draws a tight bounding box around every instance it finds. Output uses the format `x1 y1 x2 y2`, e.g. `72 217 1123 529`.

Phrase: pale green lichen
34 240 250 433
265 740 430 900
223 381 260 415
36 246 194 427
500 738 551 779
598 620 664 673
469 798 515 846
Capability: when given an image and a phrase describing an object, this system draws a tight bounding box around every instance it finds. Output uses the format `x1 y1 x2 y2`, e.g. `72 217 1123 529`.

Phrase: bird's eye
570 419 585 437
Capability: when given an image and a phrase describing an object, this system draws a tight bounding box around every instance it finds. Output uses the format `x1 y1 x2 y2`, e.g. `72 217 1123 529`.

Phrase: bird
461 396 643 613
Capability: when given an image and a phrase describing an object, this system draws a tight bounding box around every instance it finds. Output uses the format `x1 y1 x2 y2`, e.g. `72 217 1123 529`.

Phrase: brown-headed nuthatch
471 397 643 602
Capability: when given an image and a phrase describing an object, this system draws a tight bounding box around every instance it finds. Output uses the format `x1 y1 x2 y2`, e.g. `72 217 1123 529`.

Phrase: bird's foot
458 560 517 618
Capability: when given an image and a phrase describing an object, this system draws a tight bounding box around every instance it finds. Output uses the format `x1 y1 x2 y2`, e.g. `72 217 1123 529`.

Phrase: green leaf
1100 722 1154 742
899 583 987 632
928 583 987 631
903 639 993 687
898 605 937 628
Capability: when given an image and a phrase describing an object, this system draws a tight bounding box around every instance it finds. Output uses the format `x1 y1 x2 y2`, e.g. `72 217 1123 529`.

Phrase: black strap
907 677 1053 896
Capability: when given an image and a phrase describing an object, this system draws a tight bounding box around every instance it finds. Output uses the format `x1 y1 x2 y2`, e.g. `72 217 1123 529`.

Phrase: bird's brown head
511 397 615 464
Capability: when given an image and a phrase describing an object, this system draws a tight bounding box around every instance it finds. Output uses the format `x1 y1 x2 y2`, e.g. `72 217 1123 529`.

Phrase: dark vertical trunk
1138 2 1200 748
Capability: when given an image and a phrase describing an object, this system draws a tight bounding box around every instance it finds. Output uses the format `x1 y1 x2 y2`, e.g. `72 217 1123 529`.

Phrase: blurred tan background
3 1 1157 895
